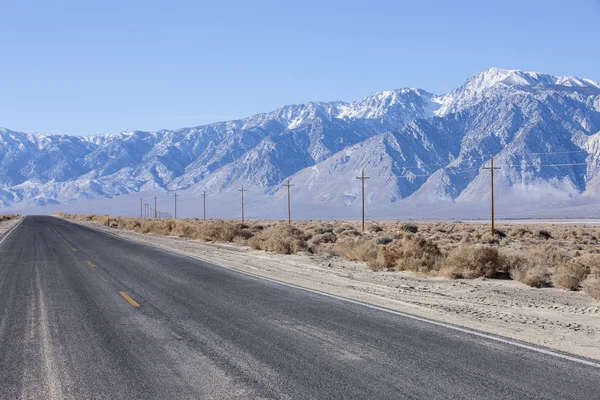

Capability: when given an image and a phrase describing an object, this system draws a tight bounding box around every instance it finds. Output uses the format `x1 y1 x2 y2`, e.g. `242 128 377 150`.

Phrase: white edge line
0 216 25 246
56 217 600 369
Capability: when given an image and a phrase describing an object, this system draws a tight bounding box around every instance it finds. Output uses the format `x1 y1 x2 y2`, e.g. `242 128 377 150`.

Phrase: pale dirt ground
73 219 600 361
0 218 21 237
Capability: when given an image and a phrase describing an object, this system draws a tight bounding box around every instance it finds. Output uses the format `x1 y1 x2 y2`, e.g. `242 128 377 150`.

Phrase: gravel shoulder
73 219 600 361
0 218 22 238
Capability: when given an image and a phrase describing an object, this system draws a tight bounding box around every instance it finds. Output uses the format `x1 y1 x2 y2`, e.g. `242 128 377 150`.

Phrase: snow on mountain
2 67 600 217
435 67 600 117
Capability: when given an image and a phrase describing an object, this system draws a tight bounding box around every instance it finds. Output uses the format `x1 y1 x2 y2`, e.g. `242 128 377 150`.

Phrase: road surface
0 216 598 399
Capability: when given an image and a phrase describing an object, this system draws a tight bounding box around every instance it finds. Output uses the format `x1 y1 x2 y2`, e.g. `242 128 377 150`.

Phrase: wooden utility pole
356 169 370 232
283 180 294 224
201 190 207 220
238 186 247 223
174 192 177 219
483 156 501 238
154 196 157 218
139 198 143 218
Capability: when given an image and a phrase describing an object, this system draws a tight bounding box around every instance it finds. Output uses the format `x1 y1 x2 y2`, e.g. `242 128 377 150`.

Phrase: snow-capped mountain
2 67 600 217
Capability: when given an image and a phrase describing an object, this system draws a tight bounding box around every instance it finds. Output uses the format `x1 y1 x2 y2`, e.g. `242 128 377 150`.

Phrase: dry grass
53 213 600 300
0 214 22 222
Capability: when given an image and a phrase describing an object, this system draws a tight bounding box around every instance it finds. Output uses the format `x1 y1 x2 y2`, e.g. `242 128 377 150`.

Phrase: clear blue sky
1 0 599 136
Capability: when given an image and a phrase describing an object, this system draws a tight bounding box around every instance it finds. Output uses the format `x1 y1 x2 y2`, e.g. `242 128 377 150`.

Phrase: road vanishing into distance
0 216 598 399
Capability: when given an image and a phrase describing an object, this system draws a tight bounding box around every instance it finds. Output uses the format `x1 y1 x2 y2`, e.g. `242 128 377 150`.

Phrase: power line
238 185 247 223
288 166 483 187
356 169 370 232
211 155 589 193
380 150 589 172
504 163 589 167
174 192 177 219
133 157 592 223
185 161 588 205
483 156 501 238
201 190 207 220
283 180 294 224
514 150 588 156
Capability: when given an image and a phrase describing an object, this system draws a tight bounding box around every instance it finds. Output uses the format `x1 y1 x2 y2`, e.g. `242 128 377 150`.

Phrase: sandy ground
0 218 21 238
73 219 600 361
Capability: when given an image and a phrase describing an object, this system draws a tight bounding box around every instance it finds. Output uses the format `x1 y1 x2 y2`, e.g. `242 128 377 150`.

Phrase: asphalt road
0 216 598 399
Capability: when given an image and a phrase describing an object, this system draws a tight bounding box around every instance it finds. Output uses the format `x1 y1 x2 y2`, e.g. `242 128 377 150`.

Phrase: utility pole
174 192 177 219
201 190 207 220
483 156 501 238
139 198 143 218
154 196 157 218
356 169 370 232
283 180 294 224
238 186 247 223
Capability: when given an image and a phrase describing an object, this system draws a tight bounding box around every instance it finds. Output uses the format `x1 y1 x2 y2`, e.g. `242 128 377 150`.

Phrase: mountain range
2 67 600 218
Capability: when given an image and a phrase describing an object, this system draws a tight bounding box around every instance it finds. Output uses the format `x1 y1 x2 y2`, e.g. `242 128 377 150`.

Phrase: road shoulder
0 217 23 240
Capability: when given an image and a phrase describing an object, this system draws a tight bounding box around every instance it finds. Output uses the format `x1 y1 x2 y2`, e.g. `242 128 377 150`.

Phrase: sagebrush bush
375 236 441 273
581 264 600 300
507 246 567 288
499 250 527 272
583 277 600 300
538 230 552 240
332 238 378 265
401 224 419 234
247 223 308 254
368 224 383 233
510 264 552 288
440 246 504 279
376 236 394 245
310 232 337 245
553 254 595 291
197 220 247 242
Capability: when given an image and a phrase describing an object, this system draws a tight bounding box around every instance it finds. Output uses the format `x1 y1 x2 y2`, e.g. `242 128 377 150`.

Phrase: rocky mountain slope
1 68 600 215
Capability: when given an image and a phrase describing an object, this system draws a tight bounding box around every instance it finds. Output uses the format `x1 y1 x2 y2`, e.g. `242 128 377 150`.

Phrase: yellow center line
119 291 140 307
72 248 77 252
87 261 95 268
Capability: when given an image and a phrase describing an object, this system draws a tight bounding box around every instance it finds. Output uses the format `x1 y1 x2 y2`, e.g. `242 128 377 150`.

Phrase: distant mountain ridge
1 67 600 212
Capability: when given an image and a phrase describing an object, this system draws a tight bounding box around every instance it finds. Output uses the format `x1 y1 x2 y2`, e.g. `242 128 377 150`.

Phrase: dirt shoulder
0 217 22 238
73 219 600 361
